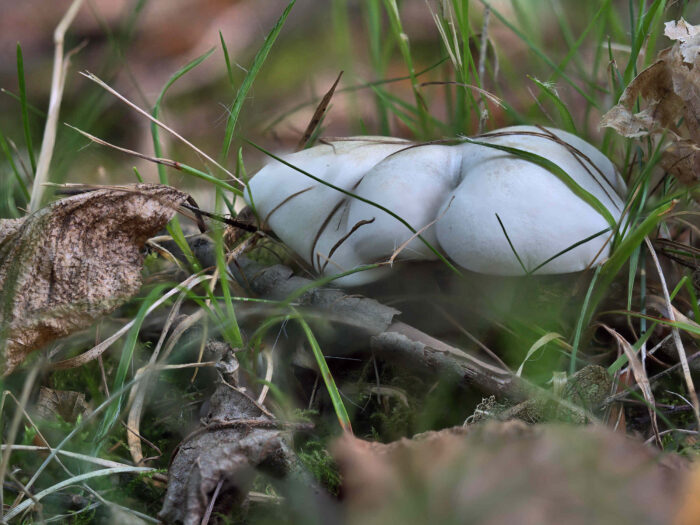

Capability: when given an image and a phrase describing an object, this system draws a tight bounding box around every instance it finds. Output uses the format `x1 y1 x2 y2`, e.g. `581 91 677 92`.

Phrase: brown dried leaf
159 379 300 525
601 18 700 188
664 18 700 65
660 139 700 186
599 104 662 139
333 421 689 525
0 184 188 374
36 386 88 423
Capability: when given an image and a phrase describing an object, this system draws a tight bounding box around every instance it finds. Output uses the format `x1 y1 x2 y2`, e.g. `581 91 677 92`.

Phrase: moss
297 440 341 496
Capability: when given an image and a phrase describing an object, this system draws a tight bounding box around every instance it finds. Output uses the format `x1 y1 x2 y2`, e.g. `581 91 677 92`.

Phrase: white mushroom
438 126 625 275
244 126 626 285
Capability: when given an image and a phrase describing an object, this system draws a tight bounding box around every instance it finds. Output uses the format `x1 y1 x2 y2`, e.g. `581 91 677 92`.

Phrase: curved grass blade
294 308 352 433
528 76 577 133
220 0 296 162
517 332 564 377
150 48 215 270
94 284 170 449
4 466 154 522
530 228 610 275
16 44 36 174
460 137 617 229
151 47 215 185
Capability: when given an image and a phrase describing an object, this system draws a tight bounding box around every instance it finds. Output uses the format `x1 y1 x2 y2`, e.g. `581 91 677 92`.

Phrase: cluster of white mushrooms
244 126 626 286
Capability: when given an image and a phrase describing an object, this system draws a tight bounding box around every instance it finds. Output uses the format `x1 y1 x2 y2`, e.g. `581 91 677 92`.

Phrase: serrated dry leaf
601 18 700 189
0 183 188 374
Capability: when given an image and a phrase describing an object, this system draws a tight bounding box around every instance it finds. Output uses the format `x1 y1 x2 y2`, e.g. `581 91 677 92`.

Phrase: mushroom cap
435 126 625 275
244 137 410 284
244 127 626 285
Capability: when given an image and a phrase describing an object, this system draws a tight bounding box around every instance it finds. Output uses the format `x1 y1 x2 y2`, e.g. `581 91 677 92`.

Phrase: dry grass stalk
29 0 85 212
79 71 243 186
645 237 700 429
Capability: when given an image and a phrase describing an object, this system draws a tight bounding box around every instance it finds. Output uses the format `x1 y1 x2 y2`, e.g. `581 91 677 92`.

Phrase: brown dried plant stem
79 71 243 187
644 237 700 429
0 365 40 518
29 0 85 212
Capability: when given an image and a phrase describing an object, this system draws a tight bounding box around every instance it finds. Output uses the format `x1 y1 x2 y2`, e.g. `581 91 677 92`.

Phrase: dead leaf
675 461 700 525
36 386 88 423
0 184 188 374
601 18 700 189
664 18 700 65
159 377 305 525
333 421 689 525
660 139 700 186
601 325 661 446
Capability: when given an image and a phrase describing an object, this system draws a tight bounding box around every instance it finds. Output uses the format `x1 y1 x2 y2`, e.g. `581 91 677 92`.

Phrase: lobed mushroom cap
436 126 625 275
244 127 626 285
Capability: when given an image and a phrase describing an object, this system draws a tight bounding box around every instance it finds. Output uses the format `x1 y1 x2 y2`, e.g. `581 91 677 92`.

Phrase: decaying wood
159 349 330 525
184 235 536 403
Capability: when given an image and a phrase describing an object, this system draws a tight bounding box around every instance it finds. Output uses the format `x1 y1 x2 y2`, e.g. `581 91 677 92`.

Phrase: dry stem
29 0 85 212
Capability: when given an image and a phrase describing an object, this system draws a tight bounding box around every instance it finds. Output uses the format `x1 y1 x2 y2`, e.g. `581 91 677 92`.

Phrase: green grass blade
294 308 352 433
0 127 30 201
16 43 36 174
517 332 564 376
606 310 700 337
4 466 154 522
220 0 296 162
364 0 391 135
592 199 676 310
528 76 577 134
382 0 429 135
149 48 215 271
1 88 47 118
151 47 215 185
570 265 602 374
495 213 527 273
529 228 610 275
219 31 236 89
94 284 170 449
213 189 243 347
623 0 666 83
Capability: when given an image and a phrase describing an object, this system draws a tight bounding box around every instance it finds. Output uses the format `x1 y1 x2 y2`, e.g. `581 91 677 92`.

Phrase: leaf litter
601 18 700 188
332 420 692 525
159 348 320 525
0 183 188 374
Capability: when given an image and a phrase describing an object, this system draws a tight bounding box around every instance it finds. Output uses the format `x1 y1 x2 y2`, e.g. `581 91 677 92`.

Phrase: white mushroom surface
244 126 626 286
